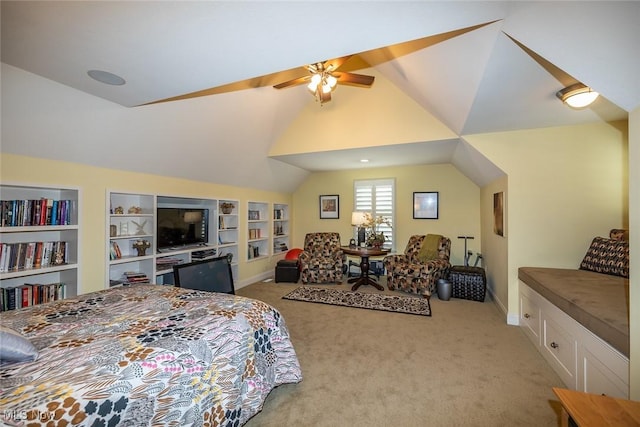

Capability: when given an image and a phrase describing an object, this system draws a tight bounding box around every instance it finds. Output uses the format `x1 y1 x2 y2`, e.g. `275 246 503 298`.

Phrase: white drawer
580 346 629 398
520 290 541 345
543 316 577 388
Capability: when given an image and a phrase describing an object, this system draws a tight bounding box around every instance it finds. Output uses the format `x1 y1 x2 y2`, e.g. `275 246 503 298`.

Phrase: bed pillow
579 236 629 278
0 325 38 365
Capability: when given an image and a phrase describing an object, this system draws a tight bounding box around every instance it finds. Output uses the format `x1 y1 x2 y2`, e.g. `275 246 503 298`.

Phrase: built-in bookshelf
106 192 239 288
107 191 155 288
247 201 269 261
1 184 80 310
217 199 239 272
272 203 290 255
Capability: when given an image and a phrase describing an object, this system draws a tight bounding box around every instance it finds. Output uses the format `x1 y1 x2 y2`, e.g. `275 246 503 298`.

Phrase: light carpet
282 286 431 316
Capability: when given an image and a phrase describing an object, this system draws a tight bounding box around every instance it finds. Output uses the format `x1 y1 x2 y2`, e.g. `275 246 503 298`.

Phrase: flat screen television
157 208 209 249
173 256 235 294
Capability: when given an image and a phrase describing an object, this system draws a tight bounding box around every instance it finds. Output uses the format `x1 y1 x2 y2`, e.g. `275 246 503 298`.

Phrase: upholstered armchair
383 234 451 297
299 232 344 284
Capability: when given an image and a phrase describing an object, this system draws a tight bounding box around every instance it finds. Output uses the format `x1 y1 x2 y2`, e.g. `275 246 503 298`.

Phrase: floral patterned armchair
383 235 451 297
299 232 344 284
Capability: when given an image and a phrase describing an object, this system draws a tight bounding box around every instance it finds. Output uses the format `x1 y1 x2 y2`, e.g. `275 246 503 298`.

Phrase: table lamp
351 212 367 247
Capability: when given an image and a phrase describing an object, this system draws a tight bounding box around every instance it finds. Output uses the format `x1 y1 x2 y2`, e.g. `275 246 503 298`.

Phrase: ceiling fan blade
323 55 352 71
273 75 311 89
336 72 375 87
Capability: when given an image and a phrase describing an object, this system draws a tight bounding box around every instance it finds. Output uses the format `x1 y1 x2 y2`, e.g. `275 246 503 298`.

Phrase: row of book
0 282 67 311
109 241 123 260
0 241 68 273
1 199 74 227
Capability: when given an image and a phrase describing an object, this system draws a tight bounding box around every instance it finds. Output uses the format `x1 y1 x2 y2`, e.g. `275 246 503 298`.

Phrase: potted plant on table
362 212 392 248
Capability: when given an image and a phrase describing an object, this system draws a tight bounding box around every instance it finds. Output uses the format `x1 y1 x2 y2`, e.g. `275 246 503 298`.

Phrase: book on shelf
0 283 66 311
0 198 73 227
123 271 150 285
0 241 68 271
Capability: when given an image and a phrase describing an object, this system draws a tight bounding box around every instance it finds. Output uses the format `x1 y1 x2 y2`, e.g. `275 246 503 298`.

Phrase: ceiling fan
273 56 375 105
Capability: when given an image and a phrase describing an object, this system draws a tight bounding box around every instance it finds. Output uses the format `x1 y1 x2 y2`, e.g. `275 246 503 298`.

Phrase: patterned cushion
579 236 629 278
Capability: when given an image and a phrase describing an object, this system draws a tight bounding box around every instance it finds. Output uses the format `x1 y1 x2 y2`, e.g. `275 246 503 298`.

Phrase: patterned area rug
282 286 431 316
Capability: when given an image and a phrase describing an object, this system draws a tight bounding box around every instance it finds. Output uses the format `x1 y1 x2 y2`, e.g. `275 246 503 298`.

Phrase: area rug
282 286 431 316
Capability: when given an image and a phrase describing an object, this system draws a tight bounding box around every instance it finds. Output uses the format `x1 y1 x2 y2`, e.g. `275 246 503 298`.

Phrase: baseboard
236 271 273 290
486 286 519 325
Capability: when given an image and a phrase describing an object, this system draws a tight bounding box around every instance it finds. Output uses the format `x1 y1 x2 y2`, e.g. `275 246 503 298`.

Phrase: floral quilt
0 285 302 426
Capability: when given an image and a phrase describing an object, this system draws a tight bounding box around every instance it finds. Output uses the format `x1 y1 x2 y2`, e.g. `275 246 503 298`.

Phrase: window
354 179 395 249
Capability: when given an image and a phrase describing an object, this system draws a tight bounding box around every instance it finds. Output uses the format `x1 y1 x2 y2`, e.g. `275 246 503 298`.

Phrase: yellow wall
269 68 458 157
629 107 639 399
1 153 292 293
480 175 508 312
291 163 481 266
466 121 628 321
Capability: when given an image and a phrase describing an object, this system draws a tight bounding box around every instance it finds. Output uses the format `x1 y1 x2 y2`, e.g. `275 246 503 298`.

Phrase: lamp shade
351 212 366 226
183 211 202 223
556 83 599 108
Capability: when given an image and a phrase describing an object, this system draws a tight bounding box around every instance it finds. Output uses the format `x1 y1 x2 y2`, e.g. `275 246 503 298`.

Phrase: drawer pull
550 342 559 349
524 313 531 319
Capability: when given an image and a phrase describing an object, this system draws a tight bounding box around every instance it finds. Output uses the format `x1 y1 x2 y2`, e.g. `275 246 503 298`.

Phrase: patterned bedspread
0 285 302 426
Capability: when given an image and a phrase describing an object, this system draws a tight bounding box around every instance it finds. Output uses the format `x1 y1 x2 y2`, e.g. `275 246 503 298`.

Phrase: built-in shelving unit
107 191 155 287
247 201 269 261
217 199 239 275
106 191 239 288
272 203 290 255
1 184 80 310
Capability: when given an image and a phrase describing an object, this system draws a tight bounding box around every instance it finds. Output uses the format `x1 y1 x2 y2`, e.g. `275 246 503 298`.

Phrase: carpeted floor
283 286 431 316
237 279 565 427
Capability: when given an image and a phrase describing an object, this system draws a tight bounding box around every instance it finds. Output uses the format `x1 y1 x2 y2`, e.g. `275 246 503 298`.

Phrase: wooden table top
553 387 640 427
341 246 390 257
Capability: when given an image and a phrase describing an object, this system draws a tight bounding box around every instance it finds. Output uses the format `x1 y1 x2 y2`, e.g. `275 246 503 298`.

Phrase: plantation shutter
354 179 395 249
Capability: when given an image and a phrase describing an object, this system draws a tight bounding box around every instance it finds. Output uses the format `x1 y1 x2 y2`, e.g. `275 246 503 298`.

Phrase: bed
0 284 302 426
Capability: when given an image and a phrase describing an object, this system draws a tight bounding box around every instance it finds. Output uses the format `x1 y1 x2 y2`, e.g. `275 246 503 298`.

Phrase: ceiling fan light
326 74 337 88
310 73 321 85
556 83 599 108
307 81 318 93
321 83 332 94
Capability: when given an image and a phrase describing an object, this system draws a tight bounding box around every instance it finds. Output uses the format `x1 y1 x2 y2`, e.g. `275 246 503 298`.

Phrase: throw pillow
417 234 442 263
0 325 38 365
579 236 629 278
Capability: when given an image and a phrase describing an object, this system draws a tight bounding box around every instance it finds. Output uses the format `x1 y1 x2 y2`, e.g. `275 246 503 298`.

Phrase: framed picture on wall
413 192 439 219
493 191 504 236
319 195 340 219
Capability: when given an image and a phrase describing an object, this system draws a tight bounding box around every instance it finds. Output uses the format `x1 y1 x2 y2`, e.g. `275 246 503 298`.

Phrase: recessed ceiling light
360 159 369 163
87 70 126 86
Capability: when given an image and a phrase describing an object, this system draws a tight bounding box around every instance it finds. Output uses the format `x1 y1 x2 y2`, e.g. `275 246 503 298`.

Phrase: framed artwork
493 191 504 236
413 192 439 219
319 195 340 219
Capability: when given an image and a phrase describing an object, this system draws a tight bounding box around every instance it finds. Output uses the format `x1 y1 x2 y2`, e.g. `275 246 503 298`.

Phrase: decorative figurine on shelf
132 220 147 236
114 206 124 215
133 239 150 256
220 202 235 214
128 206 142 214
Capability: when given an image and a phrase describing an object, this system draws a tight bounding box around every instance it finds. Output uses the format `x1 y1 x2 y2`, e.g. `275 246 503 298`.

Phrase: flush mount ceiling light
87 69 126 86
556 83 599 108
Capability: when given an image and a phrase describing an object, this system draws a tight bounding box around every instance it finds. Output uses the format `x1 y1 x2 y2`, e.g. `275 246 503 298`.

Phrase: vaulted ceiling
1 2 637 193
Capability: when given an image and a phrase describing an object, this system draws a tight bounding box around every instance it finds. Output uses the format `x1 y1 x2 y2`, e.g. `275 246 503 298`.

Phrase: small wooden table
553 387 640 427
341 246 389 291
